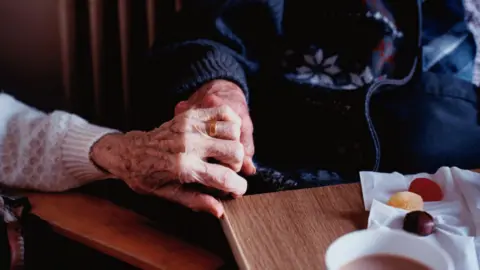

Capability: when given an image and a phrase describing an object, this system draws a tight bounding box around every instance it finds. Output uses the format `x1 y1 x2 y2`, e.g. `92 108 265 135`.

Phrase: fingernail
247 157 256 174
216 206 225 218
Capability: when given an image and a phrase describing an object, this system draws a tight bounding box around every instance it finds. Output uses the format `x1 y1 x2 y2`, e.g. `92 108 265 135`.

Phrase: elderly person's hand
90 105 246 217
174 80 256 176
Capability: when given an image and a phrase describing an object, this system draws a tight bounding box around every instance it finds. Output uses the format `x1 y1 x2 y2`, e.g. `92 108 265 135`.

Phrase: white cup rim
325 229 455 270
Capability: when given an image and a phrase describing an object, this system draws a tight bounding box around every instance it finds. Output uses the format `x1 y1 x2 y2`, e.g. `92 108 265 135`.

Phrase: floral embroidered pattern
295 48 340 87
284 48 375 90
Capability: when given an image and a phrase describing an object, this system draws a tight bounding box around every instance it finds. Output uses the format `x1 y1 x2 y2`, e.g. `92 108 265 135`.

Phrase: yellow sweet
387 191 424 211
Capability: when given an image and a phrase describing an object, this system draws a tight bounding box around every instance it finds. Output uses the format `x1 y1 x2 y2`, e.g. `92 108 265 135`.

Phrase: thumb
174 101 190 115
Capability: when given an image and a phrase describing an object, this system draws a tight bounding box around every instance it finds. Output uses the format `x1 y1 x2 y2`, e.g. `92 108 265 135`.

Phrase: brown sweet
387 191 424 211
408 178 443 202
403 210 436 236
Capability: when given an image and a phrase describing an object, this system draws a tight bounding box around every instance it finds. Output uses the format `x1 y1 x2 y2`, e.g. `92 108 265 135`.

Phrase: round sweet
387 191 424 211
408 178 443 202
403 210 436 236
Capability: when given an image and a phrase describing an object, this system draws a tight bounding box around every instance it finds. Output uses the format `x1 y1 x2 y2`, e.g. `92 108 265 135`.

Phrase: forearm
0 94 117 192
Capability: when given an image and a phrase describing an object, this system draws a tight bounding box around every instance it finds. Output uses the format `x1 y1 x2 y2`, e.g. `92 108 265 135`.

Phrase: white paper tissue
360 167 480 270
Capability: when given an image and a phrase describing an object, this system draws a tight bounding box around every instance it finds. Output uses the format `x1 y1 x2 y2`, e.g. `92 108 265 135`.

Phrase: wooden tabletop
25 182 366 270
221 183 367 270
26 192 225 270
25 171 480 269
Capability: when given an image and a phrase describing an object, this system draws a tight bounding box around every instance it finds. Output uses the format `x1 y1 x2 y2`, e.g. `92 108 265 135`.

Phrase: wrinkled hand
175 80 256 175
90 106 247 217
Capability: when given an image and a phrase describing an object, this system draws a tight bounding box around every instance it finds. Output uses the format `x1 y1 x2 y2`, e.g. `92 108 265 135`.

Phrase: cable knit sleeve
149 0 282 102
0 93 117 191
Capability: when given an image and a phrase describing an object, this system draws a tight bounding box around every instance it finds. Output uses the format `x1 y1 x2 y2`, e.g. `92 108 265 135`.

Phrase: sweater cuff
62 116 118 182
173 50 250 103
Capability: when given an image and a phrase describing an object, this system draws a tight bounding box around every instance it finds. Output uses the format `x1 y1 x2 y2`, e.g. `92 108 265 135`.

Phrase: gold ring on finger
207 120 217 137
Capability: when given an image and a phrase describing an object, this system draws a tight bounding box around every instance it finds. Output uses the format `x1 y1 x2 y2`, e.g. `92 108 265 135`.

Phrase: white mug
325 229 454 270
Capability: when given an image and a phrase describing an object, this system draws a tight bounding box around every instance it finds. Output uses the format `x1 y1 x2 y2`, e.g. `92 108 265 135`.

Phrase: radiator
58 0 181 129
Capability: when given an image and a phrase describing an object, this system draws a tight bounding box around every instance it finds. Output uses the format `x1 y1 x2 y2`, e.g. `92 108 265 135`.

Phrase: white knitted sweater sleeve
0 93 117 191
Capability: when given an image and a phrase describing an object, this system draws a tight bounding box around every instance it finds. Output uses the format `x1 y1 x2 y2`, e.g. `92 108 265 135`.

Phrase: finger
202 120 241 140
239 116 256 175
184 105 242 125
152 184 224 217
184 183 232 199
170 117 241 140
240 115 255 157
242 156 257 175
203 138 244 172
174 100 190 116
150 134 244 172
184 158 248 197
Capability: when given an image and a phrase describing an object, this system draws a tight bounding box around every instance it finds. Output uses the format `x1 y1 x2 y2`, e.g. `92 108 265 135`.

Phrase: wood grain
221 183 367 270
26 192 224 270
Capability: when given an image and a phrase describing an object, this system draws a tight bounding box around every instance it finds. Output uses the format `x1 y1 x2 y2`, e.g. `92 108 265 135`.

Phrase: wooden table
222 183 366 269
26 183 365 270
26 192 225 270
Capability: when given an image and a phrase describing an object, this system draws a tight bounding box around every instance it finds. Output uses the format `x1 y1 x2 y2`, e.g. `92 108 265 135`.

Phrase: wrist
204 80 244 94
89 133 126 176
62 116 119 182
203 80 247 103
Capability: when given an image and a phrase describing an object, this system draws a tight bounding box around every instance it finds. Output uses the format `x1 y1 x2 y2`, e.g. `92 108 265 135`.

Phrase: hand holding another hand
174 80 256 175
90 105 247 217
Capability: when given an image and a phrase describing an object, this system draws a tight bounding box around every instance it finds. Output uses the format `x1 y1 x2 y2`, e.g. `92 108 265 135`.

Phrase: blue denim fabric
422 0 477 83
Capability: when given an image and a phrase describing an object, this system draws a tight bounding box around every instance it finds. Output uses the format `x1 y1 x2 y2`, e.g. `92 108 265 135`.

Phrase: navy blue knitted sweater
148 0 422 189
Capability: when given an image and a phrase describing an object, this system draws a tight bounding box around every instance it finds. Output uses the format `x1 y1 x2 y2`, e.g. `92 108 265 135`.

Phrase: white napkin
360 167 480 270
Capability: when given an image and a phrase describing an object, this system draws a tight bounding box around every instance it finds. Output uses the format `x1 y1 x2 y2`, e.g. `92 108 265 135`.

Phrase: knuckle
218 104 232 112
230 122 241 140
232 142 245 162
220 105 240 122
170 116 189 132
245 143 255 156
203 94 223 107
219 168 235 187
233 114 242 126
183 110 196 119
174 102 186 114
226 141 244 172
